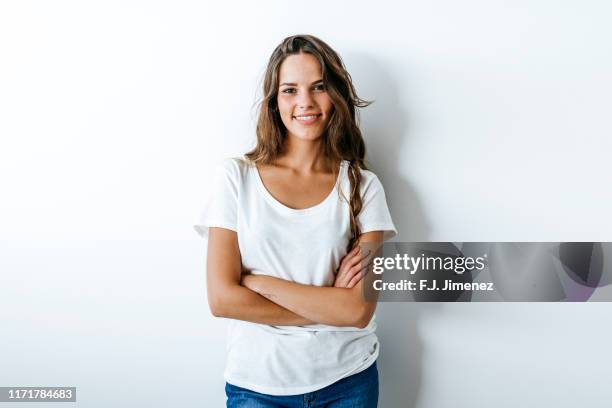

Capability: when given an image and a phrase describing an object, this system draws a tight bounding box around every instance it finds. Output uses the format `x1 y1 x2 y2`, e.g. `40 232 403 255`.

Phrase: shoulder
215 156 253 179
338 161 389 203
209 157 254 196
341 160 385 190
359 168 382 187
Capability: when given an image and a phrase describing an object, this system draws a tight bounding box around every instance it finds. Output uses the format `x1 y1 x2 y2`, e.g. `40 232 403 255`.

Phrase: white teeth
295 115 319 121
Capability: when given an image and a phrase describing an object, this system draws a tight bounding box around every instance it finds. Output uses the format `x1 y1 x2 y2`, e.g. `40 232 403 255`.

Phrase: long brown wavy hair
245 34 372 252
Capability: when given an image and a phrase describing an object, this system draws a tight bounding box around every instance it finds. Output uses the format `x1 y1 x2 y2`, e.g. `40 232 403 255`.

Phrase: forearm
209 284 315 326
245 276 372 328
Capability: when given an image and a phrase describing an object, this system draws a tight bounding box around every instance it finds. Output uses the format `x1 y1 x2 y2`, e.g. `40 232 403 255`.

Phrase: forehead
278 53 322 83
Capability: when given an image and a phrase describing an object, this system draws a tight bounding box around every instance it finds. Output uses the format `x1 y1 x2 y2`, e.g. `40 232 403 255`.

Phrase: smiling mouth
293 114 322 122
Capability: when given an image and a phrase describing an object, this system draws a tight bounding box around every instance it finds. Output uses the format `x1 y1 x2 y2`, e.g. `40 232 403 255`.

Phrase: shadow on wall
346 52 442 408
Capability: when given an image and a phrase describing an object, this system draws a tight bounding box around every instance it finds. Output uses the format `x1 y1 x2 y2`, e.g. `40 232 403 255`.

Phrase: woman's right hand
333 245 371 289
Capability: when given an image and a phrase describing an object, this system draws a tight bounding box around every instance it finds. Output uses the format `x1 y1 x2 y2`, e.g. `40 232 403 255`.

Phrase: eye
280 85 326 94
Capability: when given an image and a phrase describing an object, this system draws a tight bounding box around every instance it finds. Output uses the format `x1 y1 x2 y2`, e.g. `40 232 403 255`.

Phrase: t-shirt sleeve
193 159 239 238
358 173 397 241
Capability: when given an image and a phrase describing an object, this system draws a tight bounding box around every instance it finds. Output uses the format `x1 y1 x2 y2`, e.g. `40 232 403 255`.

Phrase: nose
296 89 314 110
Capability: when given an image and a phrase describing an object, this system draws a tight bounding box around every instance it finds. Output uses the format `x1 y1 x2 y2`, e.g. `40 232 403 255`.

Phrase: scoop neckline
252 160 346 216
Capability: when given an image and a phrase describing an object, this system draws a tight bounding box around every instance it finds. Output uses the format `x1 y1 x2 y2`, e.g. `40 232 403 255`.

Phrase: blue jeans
225 361 379 407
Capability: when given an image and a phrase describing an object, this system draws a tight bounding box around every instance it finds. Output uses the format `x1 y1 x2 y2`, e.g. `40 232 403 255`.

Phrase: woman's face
276 53 334 142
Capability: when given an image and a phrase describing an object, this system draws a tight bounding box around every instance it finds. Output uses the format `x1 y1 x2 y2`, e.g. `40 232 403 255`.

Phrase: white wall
1 1 611 407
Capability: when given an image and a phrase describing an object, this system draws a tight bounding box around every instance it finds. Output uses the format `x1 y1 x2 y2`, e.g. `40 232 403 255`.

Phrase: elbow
355 321 369 330
351 304 375 329
210 306 224 318
208 298 225 318
208 292 229 318
346 310 372 329
207 281 238 318
353 316 370 329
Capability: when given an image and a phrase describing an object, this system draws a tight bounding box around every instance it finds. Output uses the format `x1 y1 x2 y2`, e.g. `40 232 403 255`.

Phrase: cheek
317 96 334 115
276 98 292 118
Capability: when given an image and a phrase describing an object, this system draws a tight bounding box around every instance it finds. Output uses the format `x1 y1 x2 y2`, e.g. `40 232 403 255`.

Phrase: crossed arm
206 227 383 329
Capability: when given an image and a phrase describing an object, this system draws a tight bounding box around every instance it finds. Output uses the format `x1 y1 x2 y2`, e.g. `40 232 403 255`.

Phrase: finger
347 266 368 288
334 271 350 288
333 276 347 288
341 247 371 273
340 246 360 265
338 261 364 287
342 245 358 257
334 263 357 287
336 245 377 287
346 249 370 269
347 261 365 277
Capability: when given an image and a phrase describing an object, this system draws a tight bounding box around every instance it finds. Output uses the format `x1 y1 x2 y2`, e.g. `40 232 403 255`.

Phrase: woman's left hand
333 245 371 289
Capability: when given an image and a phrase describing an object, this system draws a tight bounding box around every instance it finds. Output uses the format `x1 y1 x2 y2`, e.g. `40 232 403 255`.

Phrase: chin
288 130 324 141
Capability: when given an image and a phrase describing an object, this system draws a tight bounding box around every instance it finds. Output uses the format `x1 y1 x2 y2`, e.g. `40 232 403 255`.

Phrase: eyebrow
279 79 324 87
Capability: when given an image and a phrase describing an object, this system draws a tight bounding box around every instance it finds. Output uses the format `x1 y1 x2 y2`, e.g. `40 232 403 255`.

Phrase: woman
195 34 397 407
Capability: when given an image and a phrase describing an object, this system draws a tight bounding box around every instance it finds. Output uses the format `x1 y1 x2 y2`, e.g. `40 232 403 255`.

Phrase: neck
277 134 335 174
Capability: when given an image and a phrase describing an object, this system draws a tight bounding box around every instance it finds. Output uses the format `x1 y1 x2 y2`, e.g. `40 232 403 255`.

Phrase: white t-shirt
195 157 397 395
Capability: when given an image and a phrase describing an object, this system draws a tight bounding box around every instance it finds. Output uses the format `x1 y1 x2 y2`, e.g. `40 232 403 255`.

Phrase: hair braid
346 160 365 252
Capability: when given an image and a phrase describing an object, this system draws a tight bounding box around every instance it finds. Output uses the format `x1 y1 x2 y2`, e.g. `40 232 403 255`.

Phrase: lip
293 113 322 125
